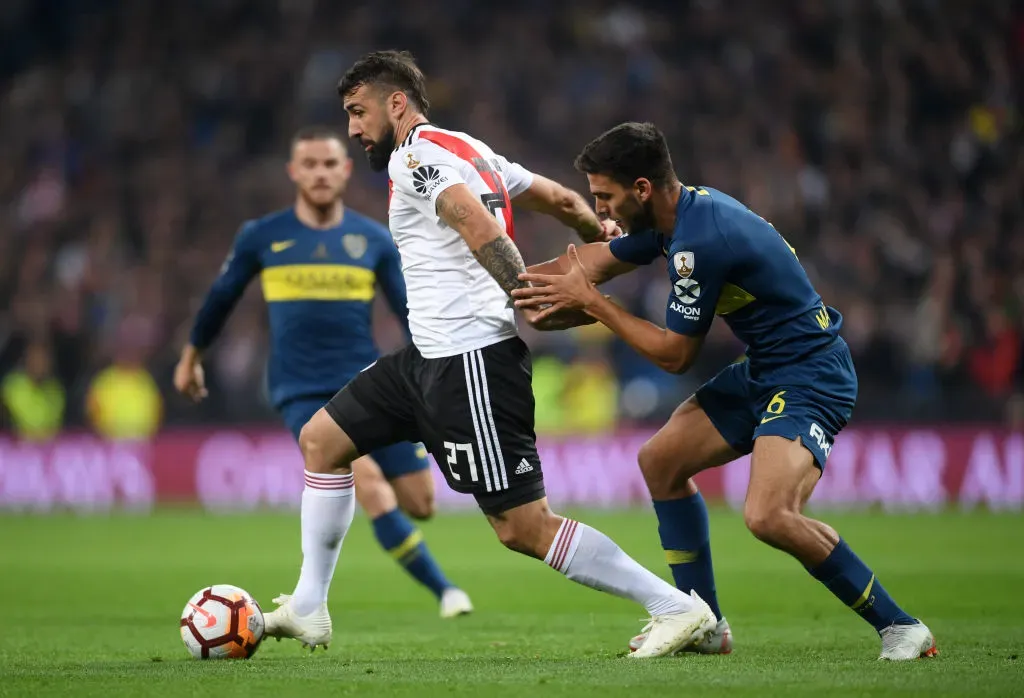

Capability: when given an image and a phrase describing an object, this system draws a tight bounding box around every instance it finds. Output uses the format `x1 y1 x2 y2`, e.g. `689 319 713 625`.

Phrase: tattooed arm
436 184 595 330
435 184 525 296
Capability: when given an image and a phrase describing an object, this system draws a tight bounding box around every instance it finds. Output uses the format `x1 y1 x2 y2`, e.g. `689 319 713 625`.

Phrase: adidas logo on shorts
514 459 534 475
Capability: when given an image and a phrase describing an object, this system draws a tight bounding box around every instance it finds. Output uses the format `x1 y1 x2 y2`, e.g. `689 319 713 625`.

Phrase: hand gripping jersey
387 124 535 358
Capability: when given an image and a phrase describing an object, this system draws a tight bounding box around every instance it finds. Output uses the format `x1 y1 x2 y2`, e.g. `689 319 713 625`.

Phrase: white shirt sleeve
390 141 466 211
494 154 535 198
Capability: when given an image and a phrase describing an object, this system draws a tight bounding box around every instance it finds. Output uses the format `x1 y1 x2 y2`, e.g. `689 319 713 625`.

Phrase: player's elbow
464 224 504 252
658 358 689 375
452 206 504 251
657 332 700 374
658 353 694 375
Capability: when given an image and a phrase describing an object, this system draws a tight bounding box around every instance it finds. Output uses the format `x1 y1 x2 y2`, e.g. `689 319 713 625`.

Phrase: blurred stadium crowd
1 0 1022 440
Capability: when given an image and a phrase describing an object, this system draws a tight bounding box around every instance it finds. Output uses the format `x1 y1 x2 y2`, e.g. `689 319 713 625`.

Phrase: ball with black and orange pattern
179 584 265 659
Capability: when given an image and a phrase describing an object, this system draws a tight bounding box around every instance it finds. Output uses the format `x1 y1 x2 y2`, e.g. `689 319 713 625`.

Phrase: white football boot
628 591 717 659
879 621 938 660
263 594 332 651
439 588 474 619
629 616 732 655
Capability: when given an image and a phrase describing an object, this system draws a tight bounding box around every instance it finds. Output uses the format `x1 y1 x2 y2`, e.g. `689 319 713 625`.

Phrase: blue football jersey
190 207 408 406
609 186 841 367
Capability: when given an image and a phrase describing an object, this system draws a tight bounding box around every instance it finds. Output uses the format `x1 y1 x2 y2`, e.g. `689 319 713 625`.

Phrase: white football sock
545 518 693 617
290 470 355 616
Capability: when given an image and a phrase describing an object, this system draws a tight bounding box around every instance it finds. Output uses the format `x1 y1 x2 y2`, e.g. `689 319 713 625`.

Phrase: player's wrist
577 211 609 242
181 344 202 364
576 220 602 243
581 289 610 317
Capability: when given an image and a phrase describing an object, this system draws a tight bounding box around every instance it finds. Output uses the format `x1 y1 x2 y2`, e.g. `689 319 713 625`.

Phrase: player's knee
392 470 435 520
490 516 548 557
743 506 773 543
490 506 556 559
401 491 435 521
354 478 393 517
297 422 324 471
638 438 689 498
743 501 792 545
298 413 344 474
494 524 534 556
637 439 665 488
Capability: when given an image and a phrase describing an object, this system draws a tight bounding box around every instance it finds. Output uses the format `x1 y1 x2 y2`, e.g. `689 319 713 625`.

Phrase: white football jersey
388 124 535 358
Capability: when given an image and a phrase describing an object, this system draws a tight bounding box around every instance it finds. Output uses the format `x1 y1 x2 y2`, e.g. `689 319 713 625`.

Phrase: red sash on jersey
417 131 515 240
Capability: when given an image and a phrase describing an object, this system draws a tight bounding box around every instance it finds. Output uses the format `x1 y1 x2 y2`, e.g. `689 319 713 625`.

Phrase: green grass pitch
0 508 1021 697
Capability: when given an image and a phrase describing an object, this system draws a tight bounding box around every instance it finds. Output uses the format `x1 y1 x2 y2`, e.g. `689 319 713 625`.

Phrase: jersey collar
396 122 431 150
668 186 696 245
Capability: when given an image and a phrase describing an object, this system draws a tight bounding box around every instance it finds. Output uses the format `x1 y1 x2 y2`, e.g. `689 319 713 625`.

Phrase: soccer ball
179 585 265 659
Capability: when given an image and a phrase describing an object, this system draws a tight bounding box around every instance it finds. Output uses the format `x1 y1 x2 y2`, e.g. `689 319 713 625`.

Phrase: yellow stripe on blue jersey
260 264 376 302
606 186 842 366
715 283 757 315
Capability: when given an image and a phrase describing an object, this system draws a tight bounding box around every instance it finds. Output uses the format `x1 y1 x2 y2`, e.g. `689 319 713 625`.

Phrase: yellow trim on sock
389 530 424 561
851 574 876 610
665 549 698 565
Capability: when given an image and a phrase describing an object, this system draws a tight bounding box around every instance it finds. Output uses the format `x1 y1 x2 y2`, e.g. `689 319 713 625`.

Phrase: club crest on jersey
343 234 367 259
673 251 695 278
405 152 420 169
412 165 448 197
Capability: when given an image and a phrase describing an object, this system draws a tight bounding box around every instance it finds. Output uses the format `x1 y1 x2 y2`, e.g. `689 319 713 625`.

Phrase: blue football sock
372 508 452 600
808 538 917 633
652 492 722 620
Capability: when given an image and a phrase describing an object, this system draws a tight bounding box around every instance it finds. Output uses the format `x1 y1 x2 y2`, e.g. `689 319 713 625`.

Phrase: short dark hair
337 50 430 115
574 122 675 188
291 125 346 150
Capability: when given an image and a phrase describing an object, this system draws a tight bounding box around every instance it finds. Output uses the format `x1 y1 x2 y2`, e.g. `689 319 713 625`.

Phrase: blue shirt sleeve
189 221 262 350
374 233 411 339
664 230 730 337
607 229 665 266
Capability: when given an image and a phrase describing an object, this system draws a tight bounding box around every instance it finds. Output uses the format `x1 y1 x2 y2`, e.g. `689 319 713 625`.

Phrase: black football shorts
325 337 545 515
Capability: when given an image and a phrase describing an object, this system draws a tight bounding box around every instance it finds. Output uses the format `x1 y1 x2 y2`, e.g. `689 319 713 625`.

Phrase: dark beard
365 125 396 172
626 199 656 233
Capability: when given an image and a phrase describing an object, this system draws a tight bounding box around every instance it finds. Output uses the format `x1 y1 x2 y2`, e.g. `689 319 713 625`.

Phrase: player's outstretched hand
173 356 208 403
515 244 601 325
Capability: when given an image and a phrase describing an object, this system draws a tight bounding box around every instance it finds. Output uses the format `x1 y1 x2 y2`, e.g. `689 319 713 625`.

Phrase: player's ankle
649 589 695 616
